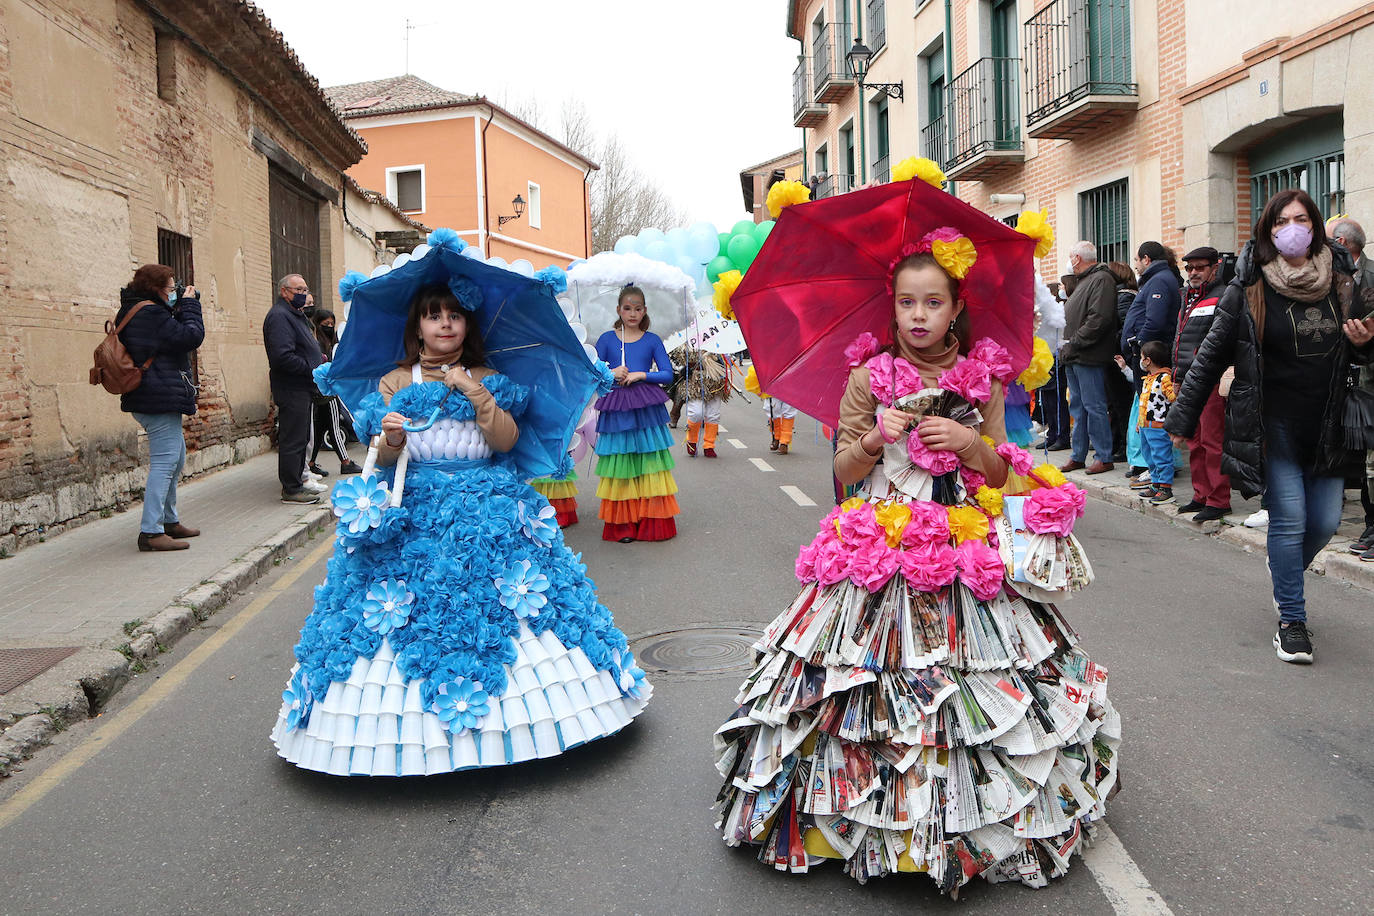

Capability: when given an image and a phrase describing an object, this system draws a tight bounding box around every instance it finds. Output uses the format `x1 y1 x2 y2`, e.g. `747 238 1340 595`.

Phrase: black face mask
291 292 309 309
302 305 318 319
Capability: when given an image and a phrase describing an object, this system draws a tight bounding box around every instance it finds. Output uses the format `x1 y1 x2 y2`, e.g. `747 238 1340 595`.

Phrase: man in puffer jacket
1172 247 1231 521
263 274 323 503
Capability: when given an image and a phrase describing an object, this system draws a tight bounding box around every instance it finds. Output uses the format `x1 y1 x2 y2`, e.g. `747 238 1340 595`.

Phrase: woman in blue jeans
116 264 205 551
1167 189 1374 664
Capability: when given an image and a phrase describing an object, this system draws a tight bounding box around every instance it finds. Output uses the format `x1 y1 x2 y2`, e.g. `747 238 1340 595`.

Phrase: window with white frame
526 181 542 230
386 165 425 213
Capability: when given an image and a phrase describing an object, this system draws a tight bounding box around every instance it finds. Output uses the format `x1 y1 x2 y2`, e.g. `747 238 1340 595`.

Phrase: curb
1073 472 1374 592
0 506 332 777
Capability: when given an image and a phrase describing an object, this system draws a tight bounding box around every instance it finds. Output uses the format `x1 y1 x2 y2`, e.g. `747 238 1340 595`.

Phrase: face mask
167 290 177 304
291 292 309 308
1273 223 1313 258
1064 257 1074 276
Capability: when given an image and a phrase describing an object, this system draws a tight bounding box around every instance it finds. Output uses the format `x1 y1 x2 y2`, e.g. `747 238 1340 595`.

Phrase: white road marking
728 438 747 450
1082 824 1176 915
749 458 776 473
779 485 816 507
717 425 728 433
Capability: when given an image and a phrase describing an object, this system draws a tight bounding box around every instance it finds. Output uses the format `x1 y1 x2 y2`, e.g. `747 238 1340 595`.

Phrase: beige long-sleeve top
374 361 519 465
833 335 1008 487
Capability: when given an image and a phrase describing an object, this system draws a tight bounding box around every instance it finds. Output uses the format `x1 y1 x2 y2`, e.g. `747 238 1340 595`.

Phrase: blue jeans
133 412 186 535
1264 416 1345 624
1140 427 1175 485
1064 363 1113 464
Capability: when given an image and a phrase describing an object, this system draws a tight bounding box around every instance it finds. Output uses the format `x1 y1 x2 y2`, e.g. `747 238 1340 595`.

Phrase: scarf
1260 245 1333 303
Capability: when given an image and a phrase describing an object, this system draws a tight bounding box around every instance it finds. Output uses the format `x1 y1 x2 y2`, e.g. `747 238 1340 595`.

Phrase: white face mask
1064 257 1074 276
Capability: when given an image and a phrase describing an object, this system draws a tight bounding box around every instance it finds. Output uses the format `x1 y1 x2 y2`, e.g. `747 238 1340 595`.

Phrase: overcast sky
253 0 803 230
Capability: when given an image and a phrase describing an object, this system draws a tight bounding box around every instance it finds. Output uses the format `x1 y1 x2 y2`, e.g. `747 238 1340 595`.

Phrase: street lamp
498 194 527 228
846 39 903 101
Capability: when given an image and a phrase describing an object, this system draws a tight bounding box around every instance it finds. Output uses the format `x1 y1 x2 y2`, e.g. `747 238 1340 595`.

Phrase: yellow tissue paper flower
874 502 912 548
931 237 977 281
947 505 989 544
1015 208 1056 259
836 495 867 538
975 486 1004 516
766 180 811 218
892 156 946 188
1017 336 1054 390
713 270 742 320
1033 463 1066 488
981 435 996 449
744 365 765 397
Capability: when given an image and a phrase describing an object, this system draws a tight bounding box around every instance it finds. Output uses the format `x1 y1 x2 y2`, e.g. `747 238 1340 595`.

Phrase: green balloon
717 232 731 258
754 220 775 242
731 219 757 237
727 234 761 271
706 255 734 284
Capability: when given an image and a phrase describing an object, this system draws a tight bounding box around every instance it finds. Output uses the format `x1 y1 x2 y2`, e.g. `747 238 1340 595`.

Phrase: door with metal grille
268 165 322 305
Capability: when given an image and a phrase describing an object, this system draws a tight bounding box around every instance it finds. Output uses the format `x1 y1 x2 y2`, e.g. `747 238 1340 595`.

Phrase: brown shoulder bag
90 301 155 394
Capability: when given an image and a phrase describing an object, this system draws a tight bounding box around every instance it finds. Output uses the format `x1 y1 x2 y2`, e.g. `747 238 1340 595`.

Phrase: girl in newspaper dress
712 232 1120 896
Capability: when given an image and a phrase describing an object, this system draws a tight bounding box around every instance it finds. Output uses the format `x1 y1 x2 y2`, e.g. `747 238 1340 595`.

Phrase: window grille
1079 179 1129 265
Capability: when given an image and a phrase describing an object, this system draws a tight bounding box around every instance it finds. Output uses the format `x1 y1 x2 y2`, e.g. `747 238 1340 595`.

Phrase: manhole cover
0 647 80 695
629 625 760 678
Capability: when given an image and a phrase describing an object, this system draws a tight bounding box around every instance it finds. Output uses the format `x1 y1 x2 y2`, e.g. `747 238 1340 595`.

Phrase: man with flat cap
1173 246 1230 521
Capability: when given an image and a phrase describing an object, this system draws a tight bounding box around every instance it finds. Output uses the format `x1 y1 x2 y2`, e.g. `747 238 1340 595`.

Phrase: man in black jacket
1059 241 1119 473
264 274 323 503
1172 247 1230 521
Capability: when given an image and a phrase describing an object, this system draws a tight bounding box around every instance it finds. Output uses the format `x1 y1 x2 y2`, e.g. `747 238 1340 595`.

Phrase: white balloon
613 235 638 255
462 246 484 259
393 253 411 268
511 259 535 278
410 244 431 259
569 322 587 341
568 432 583 452
370 263 392 278
486 256 508 269
583 342 598 360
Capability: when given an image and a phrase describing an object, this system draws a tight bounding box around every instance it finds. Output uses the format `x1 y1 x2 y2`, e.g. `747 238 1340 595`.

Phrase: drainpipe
479 103 495 256
944 0 956 198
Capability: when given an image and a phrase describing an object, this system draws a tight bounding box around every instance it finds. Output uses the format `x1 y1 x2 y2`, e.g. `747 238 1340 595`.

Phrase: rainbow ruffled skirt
531 471 579 528
594 383 679 541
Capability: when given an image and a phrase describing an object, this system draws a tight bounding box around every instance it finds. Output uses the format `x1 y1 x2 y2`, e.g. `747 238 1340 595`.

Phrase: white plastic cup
579 707 607 739
563 680 593 712
532 720 560 757
479 729 505 765
501 696 531 727
354 714 379 747
327 747 351 776
558 715 587 749
451 731 479 769
523 690 554 723
534 659 559 688
514 665 541 694
372 746 397 777
349 746 375 775
400 711 424 744
376 713 400 746
554 656 579 682
544 683 573 718
424 746 451 776
400 745 425 775
422 714 449 750
340 684 364 716
508 724 536 762
380 685 405 716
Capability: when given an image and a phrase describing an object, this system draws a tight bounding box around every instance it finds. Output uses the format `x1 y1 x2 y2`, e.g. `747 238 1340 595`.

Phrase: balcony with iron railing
812 21 855 103
792 57 827 127
813 173 855 199
871 154 890 185
920 115 948 173
944 56 1024 180
1024 0 1138 138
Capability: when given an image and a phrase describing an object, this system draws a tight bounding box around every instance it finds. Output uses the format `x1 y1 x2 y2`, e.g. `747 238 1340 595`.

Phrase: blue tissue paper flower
338 269 369 303
332 474 390 534
432 677 490 734
494 558 550 620
360 578 414 635
534 264 567 294
593 359 616 395
517 500 559 547
281 669 313 731
449 275 485 312
427 227 467 252
313 363 338 397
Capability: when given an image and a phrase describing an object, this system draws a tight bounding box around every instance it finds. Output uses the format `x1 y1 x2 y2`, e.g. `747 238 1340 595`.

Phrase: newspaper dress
712 338 1120 895
271 370 650 776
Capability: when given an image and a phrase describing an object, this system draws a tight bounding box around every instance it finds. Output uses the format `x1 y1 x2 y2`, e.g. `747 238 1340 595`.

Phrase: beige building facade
786 0 1373 276
0 0 420 555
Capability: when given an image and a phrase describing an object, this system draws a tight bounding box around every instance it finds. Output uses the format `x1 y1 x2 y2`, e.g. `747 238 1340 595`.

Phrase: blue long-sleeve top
595 330 673 385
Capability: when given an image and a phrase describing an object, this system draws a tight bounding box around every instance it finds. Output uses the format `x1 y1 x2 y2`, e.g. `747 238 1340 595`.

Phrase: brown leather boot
139 532 189 552
164 522 200 538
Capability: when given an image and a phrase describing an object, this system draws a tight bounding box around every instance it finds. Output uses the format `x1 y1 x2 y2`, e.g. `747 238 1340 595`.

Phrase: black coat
263 297 323 391
1164 241 1366 497
115 287 204 416
1061 263 1119 366
1172 276 1227 384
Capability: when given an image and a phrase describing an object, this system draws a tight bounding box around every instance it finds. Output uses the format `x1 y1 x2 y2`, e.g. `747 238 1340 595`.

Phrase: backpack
90 301 155 394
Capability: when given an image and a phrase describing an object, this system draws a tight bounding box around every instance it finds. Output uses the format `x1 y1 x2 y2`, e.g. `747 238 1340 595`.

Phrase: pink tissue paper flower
867 353 925 404
848 541 901 592
938 358 993 404
1023 483 1088 536
794 541 820 583
920 226 963 248
901 501 952 549
968 338 1016 384
838 501 885 547
907 429 961 475
995 441 1035 476
813 539 851 586
954 539 1006 600
845 332 882 368
960 467 986 493
898 542 959 591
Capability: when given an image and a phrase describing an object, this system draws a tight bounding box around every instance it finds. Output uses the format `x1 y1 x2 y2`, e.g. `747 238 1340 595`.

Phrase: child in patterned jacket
1137 339 1177 504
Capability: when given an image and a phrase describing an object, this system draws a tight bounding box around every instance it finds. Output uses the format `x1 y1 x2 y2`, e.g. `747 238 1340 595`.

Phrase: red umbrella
732 179 1037 427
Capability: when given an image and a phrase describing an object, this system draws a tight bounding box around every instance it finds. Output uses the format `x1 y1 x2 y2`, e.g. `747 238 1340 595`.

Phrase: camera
174 282 187 301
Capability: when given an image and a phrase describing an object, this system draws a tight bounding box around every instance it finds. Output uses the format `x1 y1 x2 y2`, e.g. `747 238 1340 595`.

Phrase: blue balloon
613 235 639 255
642 239 674 264
637 227 666 246
666 227 690 253
685 221 720 263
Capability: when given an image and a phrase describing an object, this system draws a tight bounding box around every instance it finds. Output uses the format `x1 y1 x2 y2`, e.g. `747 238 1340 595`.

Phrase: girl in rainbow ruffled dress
713 224 1118 895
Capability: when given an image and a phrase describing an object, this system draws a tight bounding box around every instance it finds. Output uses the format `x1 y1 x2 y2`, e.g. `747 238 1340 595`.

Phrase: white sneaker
304 469 323 482
302 478 328 493
1243 509 1269 528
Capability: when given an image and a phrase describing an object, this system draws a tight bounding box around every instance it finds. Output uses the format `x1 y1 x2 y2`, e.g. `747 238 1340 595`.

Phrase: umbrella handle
401 406 442 433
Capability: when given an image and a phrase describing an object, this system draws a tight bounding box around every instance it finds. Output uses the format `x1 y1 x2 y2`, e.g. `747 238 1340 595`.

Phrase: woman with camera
116 264 205 552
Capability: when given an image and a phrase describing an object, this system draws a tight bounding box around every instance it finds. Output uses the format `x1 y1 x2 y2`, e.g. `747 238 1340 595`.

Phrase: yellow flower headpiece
744 364 765 397
1017 336 1054 390
1015 208 1055 260
888 227 978 290
766 180 811 218
713 270 742 320
892 156 946 189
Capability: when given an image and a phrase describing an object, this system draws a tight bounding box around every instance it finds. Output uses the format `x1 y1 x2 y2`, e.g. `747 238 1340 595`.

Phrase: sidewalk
0 450 339 775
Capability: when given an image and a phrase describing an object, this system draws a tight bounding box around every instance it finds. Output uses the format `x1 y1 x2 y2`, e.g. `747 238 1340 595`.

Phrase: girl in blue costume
272 283 651 776
593 286 681 542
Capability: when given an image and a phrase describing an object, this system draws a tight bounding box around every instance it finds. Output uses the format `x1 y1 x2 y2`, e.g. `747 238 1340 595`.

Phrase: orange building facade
328 76 596 268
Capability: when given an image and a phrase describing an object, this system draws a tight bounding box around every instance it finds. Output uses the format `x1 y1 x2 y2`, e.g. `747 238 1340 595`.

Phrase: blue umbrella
319 231 608 480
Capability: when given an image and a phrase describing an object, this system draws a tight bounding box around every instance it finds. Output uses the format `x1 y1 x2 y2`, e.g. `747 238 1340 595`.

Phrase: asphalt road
2 396 1372 915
